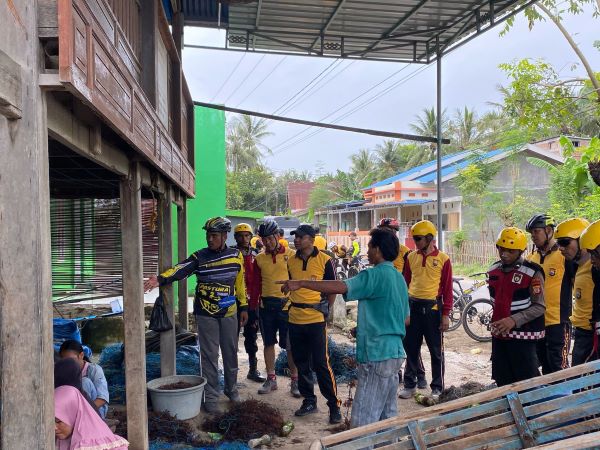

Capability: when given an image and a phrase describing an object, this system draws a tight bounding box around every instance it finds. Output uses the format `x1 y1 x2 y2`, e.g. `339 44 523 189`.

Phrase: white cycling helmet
328 241 337 250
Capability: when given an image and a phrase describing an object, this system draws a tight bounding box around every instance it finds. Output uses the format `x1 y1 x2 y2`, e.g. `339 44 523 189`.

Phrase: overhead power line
193 101 450 144
222 54 266 105
210 52 247 103
235 56 288 107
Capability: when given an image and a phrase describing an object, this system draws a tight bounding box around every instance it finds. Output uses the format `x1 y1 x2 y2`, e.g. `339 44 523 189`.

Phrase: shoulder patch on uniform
549 268 556 276
512 273 523 284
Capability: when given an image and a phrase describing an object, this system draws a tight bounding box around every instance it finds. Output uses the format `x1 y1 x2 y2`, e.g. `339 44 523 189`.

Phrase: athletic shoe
417 378 428 389
398 387 416 399
227 391 241 403
431 389 442 402
203 402 221 414
329 407 342 424
294 402 318 417
258 378 278 394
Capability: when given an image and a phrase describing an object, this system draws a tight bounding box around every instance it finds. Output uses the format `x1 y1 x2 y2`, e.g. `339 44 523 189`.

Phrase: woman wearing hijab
55 385 129 450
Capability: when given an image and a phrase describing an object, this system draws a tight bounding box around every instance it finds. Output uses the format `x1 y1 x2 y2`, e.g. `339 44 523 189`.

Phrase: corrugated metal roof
365 146 514 188
367 150 471 188
183 0 536 63
414 148 505 183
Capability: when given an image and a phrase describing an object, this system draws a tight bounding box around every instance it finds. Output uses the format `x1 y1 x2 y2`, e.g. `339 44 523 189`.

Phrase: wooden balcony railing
57 0 195 196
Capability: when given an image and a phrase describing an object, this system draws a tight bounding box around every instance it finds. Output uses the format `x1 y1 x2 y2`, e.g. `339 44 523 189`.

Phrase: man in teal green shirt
279 228 410 428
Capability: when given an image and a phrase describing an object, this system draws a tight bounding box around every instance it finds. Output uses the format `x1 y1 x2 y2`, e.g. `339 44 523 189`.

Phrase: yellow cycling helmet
554 218 591 240
496 227 528 251
234 223 253 234
580 219 600 251
411 220 437 237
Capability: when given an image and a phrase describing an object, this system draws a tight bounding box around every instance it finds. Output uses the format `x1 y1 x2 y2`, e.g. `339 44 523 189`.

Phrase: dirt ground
187 322 492 449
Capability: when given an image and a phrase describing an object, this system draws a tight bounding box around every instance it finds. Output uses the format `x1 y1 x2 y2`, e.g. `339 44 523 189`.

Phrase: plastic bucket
147 375 206 420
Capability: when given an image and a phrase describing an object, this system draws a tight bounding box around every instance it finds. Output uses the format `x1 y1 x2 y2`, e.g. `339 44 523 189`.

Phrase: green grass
452 262 490 277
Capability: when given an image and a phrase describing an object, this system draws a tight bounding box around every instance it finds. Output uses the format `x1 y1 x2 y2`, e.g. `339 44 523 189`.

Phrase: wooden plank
327 427 410 450
1 2 54 447
177 203 189 330
139 0 157 107
159 185 176 376
319 360 600 447
531 430 600 450
120 161 149 450
507 392 537 447
46 94 129 176
407 421 427 450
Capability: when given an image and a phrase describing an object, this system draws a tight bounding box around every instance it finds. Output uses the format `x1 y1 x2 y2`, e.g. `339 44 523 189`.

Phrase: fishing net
202 399 284 441
275 336 357 383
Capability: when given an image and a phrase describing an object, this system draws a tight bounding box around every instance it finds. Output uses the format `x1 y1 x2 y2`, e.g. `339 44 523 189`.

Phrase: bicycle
347 256 369 278
462 295 494 342
447 273 489 333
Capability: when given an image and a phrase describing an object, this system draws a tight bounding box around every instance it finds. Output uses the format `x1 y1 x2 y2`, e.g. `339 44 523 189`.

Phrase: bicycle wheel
462 298 494 342
336 270 347 281
348 266 359 278
447 304 463 331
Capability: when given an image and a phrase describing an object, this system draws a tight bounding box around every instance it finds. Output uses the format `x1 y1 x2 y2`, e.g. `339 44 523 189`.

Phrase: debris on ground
159 381 199 390
275 336 358 383
415 392 438 407
112 410 213 447
202 399 285 441
149 441 249 450
438 381 490 403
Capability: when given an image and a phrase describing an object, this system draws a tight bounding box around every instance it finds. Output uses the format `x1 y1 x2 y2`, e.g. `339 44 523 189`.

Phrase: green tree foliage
499 59 596 135
499 1 600 135
350 148 376 187
226 115 273 172
308 171 362 210
528 136 600 221
226 167 275 212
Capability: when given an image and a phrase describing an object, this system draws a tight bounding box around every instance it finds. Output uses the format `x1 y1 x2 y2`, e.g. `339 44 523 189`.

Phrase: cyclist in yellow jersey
314 228 327 251
526 214 576 374
277 228 290 249
144 217 248 414
580 220 600 340
399 220 452 401
555 218 598 365
286 224 341 424
251 220 300 398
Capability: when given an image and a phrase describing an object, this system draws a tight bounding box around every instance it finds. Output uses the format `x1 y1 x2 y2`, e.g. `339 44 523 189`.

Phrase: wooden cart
311 360 600 450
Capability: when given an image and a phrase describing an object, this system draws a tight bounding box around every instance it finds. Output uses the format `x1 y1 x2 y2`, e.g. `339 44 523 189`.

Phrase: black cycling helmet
525 214 556 232
258 219 279 238
203 216 231 233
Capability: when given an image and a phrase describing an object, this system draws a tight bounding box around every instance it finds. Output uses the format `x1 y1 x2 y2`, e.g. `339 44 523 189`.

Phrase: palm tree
350 148 376 187
453 107 483 150
226 115 273 171
409 107 451 166
374 140 403 180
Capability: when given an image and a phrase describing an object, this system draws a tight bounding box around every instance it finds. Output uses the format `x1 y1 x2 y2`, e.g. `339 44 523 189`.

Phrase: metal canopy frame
182 0 538 249
184 0 537 64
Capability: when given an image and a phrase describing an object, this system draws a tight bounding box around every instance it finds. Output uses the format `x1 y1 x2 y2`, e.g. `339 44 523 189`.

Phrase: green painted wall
187 106 226 257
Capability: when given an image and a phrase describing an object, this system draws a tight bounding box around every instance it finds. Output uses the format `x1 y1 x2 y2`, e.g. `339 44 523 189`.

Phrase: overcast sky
182 6 599 173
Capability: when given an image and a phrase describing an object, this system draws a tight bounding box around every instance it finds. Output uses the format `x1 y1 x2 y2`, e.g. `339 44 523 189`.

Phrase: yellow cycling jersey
528 245 574 326
571 260 595 330
287 247 335 325
393 243 411 273
254 246 295 309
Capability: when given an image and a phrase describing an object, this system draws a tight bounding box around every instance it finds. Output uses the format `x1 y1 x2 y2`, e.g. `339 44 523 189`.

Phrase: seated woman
55 384 128 450
60 340 110 418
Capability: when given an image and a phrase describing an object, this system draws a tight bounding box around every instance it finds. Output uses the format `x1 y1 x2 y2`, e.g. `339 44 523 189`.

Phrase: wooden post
120 162 149 450
159 186 176 376
0 3 54 448
177 203 189 330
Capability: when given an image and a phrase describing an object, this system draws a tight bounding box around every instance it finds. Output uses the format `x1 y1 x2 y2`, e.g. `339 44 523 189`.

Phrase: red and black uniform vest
488 260 545 341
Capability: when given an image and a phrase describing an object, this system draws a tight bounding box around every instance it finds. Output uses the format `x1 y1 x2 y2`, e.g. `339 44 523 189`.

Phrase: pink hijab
55 385 129 450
